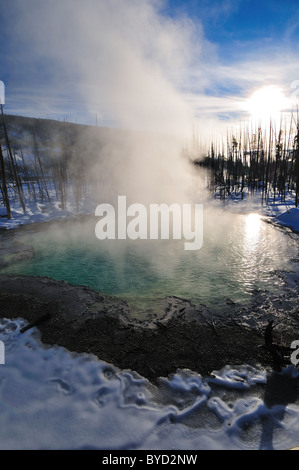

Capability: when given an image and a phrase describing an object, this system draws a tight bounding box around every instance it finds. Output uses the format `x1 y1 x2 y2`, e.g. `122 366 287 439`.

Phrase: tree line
195 119 299 207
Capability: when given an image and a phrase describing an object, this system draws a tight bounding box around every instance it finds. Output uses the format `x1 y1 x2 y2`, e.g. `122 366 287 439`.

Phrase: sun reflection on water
245 213 262 243
240 213 263 289
1 212 297 315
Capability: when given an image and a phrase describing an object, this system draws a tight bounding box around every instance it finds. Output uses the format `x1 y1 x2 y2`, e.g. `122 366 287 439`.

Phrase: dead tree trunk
0 142 11 218
0 104 25 212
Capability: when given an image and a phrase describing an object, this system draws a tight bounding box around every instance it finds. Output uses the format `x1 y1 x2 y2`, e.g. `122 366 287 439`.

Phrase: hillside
0 113 124 222
0 113 127 162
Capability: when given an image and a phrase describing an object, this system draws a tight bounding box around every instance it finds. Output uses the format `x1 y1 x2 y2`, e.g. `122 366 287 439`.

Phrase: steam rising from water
61 0 199 135
6 0 212 205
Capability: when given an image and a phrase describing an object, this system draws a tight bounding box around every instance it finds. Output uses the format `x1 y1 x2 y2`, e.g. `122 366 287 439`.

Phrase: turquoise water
1 210 298 315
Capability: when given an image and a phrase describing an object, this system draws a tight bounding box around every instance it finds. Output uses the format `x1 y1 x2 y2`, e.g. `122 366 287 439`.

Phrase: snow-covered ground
1 183 299 232
207 190 299 238
209 184 299 229
0 317 299 450
274 208 299 232
0 185 97 230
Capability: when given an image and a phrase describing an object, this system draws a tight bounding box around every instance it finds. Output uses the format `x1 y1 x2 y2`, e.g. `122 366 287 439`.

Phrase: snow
0 187 97 230
274 208 299 232
0 318 299 450
207 187 299 234
1 173 299 233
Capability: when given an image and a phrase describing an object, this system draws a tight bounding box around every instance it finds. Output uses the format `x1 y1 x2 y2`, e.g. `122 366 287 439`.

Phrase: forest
195 118 299 207
1 109 299 220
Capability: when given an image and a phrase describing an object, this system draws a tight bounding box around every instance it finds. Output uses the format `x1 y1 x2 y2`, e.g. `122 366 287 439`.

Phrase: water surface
1 209 298 318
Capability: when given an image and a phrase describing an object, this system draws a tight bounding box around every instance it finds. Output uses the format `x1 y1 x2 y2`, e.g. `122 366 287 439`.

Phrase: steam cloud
7 0 205 132
5 0 211 205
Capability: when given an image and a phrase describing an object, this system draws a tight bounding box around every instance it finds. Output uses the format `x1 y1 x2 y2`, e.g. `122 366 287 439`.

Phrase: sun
244 85 290 127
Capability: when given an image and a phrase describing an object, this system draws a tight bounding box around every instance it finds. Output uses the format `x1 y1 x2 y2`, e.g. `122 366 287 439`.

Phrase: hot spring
1 207 298 321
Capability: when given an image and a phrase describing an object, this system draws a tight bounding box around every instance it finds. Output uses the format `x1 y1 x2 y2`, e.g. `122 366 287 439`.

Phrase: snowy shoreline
0 314 299 450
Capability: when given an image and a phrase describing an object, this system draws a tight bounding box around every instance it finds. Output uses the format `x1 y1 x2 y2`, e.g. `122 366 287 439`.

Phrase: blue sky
0 0 298 135
163 0 299 56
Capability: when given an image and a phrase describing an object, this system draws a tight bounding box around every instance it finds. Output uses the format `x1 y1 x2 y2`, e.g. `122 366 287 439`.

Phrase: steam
6 0 213 206
7 0 202 133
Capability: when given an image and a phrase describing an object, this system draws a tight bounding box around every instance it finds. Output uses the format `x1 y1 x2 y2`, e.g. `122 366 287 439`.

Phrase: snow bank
275 208 299 232
0 185 96 230
211 191 299 234
1 318 299 450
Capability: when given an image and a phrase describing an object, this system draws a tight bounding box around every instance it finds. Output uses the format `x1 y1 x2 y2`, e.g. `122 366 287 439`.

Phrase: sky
0 0 298 140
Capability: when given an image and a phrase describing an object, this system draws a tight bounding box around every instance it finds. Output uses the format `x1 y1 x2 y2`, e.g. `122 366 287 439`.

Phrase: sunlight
241 213 263 274
244 85 290 128
245 213 262 241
